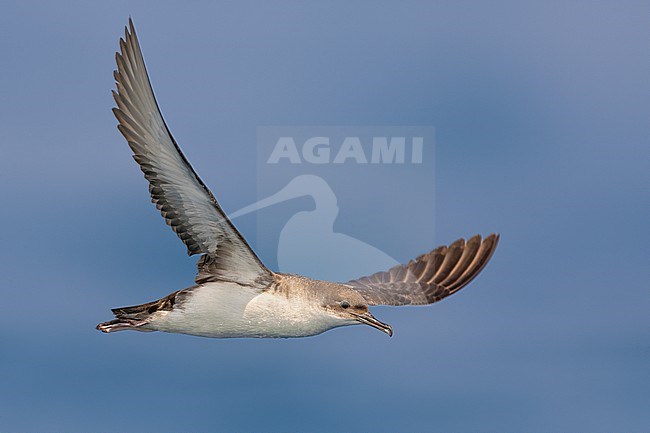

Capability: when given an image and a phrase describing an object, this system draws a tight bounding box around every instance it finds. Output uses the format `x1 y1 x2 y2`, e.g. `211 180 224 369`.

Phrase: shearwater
96 20 500 339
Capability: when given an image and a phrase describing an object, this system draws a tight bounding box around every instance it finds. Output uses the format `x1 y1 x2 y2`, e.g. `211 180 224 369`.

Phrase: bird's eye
340 301 350 309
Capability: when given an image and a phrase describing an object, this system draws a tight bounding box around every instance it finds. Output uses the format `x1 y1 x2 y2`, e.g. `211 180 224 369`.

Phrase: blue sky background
0 1 648 431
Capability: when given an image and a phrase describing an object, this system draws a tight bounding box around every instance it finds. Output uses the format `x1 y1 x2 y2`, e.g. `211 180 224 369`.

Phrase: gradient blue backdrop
0 1 648 431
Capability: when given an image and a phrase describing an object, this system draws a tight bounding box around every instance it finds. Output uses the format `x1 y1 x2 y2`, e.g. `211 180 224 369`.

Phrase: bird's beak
353 312 393 337
228 178 306 219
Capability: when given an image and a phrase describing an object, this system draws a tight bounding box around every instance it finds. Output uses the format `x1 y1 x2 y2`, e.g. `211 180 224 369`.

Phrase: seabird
97 20 500 339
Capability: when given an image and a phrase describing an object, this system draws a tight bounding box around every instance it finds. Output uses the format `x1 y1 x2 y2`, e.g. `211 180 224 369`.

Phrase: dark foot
96 318 151 333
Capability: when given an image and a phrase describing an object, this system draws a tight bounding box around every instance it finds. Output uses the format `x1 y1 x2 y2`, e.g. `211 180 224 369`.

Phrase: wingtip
466 232 500 248
487 232 501 246
449 237 466 250
119 36 127 53
128 17 136 35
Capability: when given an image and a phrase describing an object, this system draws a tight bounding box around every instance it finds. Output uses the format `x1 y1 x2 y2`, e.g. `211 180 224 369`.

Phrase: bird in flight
97 20 500 339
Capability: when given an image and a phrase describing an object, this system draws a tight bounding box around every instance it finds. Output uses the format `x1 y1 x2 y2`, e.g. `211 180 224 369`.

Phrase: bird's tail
96 301 157 333
96 290 181 333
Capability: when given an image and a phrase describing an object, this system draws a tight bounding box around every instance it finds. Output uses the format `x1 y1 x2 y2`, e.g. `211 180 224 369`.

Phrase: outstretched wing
112 19 270 285
347 234 499 306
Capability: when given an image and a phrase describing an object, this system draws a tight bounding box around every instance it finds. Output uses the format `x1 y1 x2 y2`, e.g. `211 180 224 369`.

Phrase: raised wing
112 19 270 286
348 234 499 306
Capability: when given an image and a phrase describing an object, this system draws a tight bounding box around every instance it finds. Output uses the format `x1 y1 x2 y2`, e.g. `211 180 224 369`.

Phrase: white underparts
148 282 354 338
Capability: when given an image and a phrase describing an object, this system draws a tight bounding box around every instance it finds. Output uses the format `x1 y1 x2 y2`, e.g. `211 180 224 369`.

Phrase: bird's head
321 285 393 337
